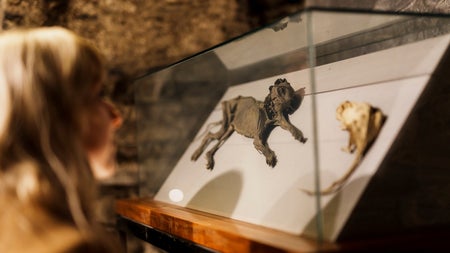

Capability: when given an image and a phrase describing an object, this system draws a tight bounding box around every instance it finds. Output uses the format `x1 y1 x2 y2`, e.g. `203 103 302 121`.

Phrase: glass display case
132 7 450 247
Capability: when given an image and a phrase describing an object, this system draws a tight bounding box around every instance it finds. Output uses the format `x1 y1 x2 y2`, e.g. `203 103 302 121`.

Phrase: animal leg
192 100 236 163
204 127 235 170
278 118 307 143
253 138 277 167
191 121 226 161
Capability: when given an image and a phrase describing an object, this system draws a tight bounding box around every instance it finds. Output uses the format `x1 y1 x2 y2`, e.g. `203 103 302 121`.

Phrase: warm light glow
169 189 184 202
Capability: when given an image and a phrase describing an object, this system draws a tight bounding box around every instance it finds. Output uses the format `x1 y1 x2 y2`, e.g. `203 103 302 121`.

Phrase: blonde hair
0 27 104 234
0 60 8 143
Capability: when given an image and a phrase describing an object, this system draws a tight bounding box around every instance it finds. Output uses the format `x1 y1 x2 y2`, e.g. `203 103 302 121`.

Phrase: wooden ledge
115 198 337 253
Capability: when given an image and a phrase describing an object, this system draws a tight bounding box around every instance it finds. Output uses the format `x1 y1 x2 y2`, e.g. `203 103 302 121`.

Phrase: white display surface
154 35 449 241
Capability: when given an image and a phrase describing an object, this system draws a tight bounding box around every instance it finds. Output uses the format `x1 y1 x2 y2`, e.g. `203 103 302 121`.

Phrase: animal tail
194 120 222 141
301 155 362 196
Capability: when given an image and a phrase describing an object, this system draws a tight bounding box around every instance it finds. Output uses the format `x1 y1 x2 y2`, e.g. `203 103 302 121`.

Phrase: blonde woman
0 27 122 252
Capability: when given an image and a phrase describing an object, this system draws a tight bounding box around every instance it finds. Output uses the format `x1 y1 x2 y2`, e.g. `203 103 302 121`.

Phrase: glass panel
136 10 321 240
135 51 229 196
135 7 450 243
306 9 450 241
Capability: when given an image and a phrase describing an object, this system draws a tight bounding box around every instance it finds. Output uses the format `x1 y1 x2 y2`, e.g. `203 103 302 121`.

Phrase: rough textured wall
0 2 304 252
2 0 303 76
1 0 304 181
2 0 448 180
306 0 450 13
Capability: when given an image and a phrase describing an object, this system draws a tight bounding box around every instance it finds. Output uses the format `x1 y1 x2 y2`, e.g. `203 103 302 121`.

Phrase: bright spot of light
169 188 184 203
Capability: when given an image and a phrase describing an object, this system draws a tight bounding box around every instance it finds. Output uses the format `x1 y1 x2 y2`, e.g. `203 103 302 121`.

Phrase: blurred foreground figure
0 27 122 253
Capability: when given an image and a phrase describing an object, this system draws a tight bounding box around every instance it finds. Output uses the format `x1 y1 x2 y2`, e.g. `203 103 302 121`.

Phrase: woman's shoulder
43 223 120 253
1 212 118 253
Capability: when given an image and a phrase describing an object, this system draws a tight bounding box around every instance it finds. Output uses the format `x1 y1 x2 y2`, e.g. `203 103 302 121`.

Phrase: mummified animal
191 78 307 170
303 101 386 195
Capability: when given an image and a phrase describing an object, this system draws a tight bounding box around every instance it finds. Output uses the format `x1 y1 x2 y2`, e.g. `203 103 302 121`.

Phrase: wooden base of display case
115 198 450 253
115 198 334 252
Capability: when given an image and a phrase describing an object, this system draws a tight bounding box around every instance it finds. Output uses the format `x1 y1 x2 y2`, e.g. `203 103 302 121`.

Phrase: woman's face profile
82 82 122 180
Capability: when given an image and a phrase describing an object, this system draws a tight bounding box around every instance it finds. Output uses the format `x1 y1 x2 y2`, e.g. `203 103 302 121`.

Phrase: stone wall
2 0 304 74
0 1 304 252
306 0 450 13
3 0 446 192
1 0 304 186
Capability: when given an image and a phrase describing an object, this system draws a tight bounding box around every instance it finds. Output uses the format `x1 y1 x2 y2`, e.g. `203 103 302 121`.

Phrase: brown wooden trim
115 198 337 253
